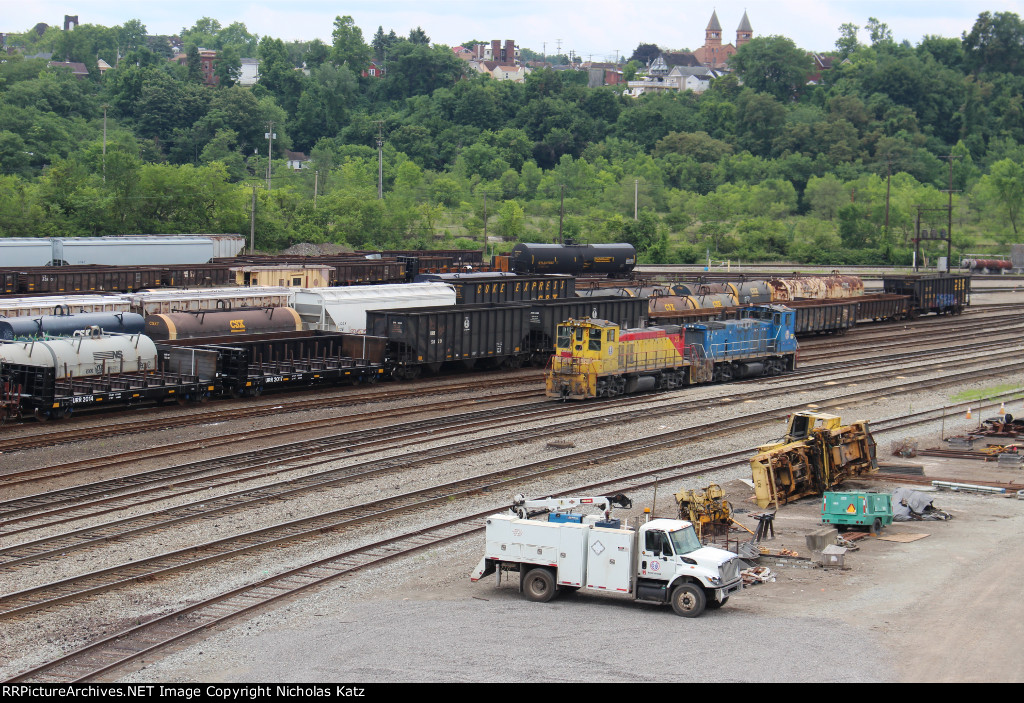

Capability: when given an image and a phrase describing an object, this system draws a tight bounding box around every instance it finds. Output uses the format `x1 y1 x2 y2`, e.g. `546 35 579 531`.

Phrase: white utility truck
470 494 743 617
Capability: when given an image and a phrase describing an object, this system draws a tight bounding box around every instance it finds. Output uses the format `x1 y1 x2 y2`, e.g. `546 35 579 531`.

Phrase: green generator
821 491 893 533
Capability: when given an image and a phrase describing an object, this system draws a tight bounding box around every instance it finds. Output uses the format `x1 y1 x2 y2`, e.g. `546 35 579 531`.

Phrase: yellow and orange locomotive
545 305 798 400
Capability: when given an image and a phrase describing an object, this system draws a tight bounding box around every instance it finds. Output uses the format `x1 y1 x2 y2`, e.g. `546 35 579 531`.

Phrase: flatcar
546 305 798 400
0 328 205 419
158 331 384 398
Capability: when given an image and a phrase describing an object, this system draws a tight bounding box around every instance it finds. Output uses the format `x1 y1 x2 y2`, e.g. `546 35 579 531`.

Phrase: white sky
5 1 1024 61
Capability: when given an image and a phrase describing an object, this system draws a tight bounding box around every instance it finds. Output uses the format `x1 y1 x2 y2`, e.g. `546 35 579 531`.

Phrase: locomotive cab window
607 330 615 342
588 328 602 351
557 326 572 349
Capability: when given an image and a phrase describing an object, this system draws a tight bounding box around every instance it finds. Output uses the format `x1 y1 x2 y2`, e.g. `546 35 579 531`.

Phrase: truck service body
471 504 743 617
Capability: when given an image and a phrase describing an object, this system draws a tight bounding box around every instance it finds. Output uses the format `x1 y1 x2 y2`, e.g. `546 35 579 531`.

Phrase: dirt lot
122 450 1024 684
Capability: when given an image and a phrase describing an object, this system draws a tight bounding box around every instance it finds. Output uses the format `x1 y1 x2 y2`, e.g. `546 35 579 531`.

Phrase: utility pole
102 104 108 183
265 122 275 191
482 192 487 251
249 184 257 254
634 179 639 220
376 120 384 200
558 185 565 244
941 153 960 271
884 155 892 238
314 170 319 209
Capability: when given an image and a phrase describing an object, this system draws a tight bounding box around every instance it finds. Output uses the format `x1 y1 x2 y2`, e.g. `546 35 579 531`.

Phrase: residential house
172 49 219 86
807 53 835 85
490 64 529 82
625 64 721 97
238 58 259 86
362 61 384 78
285 151 309 170
47 61 89 78
586 63 623 87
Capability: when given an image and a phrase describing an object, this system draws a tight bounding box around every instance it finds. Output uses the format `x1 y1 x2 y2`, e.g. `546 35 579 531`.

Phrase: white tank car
0 328 158 378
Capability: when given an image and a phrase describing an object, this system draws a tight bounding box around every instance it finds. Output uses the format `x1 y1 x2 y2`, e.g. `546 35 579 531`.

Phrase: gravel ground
3 288 1024 682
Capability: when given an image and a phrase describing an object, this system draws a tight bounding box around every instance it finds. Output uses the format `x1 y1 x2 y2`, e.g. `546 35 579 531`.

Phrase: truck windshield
669 527 702 555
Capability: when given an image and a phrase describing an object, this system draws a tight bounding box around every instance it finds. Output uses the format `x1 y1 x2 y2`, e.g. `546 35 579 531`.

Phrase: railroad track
0 372 542 452
1 357 1021 621
6 390 1024 683
3 341 1021 536
4 309 1023 456
3 335 1021 522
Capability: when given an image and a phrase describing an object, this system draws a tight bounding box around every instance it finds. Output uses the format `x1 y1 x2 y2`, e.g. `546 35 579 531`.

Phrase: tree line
2 12 1024 265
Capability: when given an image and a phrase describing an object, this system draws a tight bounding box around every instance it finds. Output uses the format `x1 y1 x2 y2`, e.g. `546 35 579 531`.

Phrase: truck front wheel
670 583 706 617
523 568 557 603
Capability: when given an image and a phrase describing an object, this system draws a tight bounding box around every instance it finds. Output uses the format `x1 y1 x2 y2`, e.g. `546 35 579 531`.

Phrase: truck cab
634 519 742 615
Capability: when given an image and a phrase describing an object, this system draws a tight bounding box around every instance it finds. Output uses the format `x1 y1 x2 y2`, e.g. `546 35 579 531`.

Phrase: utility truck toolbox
471 494 743 617
821 491 893 532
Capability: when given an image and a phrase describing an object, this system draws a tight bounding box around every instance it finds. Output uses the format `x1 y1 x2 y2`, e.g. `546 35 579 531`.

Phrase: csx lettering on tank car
546 305 798 400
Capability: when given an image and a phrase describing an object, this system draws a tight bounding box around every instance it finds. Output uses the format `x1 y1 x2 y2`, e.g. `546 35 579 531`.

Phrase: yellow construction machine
674 483 734 540
750 412 877 509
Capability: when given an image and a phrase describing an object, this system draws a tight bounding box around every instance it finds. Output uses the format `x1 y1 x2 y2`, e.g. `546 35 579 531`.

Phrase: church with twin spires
693 9 752 68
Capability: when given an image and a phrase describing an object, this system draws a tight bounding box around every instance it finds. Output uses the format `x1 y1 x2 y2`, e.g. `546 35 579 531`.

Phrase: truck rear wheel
523 568 556 603
670 583 706 618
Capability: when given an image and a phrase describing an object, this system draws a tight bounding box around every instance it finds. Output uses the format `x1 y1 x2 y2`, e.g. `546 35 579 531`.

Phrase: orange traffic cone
1000 402 1006 415
966 406 972 419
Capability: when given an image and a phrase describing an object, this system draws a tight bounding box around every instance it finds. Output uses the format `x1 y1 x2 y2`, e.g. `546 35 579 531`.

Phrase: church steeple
705 11 722 47
736 10 753 48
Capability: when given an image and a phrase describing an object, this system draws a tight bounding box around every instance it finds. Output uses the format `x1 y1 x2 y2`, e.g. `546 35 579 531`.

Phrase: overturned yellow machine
675 484 733 540
750 412 877 508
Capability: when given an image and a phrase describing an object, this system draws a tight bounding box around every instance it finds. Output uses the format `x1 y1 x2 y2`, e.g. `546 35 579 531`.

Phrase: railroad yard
0 267 1022 683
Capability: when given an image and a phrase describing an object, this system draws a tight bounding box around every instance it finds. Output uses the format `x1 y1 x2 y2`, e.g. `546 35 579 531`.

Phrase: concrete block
806 527 838 552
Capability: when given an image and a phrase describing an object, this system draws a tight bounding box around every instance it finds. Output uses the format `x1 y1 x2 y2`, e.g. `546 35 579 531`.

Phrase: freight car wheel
522 568 557 603
32 408 49 423
670 583 706 617
718 365 734 383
